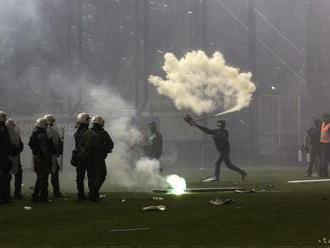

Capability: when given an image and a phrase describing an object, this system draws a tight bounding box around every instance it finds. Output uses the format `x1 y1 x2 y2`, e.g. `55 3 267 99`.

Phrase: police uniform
46 125 64 197
29 125 53 202
80 121 114 201
6 122 24 199
0 123 13 203
73 123 92 200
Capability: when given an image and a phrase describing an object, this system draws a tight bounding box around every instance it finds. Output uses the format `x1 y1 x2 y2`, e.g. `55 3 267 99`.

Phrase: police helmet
0 111 6 122
44 114 56 125
91 115 105 127
6 119 15 128
77 113 91 124
35 118 48 129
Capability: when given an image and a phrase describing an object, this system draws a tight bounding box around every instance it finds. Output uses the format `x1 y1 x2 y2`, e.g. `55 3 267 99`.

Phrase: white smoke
0 1 40 59
149 50 256 116
86 86 167 191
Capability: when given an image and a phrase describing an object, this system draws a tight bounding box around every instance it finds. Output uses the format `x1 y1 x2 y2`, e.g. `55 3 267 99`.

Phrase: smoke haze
149 50 256 116
86 86 167 191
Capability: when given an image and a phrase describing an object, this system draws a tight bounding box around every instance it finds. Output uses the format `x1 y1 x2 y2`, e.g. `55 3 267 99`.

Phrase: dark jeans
32 157 51 202
0 173 11 202
0 159 12 203
307 146 321 176
76 163 93 197
214 152 245 180
51 166 62 196
320 143 330 177
14 166 23 196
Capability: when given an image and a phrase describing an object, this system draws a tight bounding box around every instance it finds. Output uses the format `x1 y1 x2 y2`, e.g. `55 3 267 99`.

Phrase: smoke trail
149 50 256 116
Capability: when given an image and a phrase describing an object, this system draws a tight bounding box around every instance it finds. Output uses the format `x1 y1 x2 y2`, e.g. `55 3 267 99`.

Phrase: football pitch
1 167 330 248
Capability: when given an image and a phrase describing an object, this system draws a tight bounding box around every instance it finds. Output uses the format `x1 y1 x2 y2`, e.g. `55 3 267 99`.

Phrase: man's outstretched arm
194 124 214 135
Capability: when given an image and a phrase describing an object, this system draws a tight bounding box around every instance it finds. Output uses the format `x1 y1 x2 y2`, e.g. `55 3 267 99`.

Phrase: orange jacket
320 122 330 143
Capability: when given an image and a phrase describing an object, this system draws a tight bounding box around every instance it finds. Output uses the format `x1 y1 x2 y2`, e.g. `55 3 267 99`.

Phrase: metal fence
258 95 301 157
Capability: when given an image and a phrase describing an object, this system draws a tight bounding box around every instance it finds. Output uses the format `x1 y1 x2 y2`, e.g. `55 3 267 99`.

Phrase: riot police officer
71 113 92 200
6 119 24 199
0 111 13 203
80 116 114 202
44 114 65 198
29 118 53 202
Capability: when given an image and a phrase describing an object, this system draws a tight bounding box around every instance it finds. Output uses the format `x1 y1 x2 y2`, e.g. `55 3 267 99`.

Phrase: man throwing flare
185 115 247 182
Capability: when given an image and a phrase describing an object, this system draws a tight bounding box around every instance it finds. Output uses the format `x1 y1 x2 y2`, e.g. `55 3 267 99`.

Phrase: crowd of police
0 111 114 203
0 111 164 204
303 113 330 177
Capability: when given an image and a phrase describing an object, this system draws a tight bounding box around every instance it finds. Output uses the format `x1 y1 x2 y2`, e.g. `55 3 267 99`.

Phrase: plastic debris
142 205 166 211
235 188 256 193
121 199 126 203
23 206 32 211
152 196 164 201
99 194 106 199
108 227 150 232
288 179 330 183
265 184 274 188
210 198 234 206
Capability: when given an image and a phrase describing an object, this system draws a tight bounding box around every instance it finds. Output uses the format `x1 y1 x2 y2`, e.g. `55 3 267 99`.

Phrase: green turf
1 167 330 248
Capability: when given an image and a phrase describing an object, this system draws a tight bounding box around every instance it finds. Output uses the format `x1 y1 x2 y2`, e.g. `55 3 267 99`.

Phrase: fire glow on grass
166 175 187 195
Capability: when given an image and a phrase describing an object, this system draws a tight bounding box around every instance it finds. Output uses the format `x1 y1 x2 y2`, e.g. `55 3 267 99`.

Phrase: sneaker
201 177 218 182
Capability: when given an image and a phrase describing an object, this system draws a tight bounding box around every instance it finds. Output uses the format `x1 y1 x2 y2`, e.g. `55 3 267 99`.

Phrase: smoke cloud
149 50 256 116
0 0 176 193
86 86 167 191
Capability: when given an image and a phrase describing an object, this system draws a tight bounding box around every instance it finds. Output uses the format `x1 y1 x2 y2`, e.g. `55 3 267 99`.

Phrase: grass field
1 166 330 248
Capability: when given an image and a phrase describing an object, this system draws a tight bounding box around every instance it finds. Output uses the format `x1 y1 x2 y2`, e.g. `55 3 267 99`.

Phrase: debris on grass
265 184 274 188
152 196 164 201
235 188 256 193
99 194 106 199
142 205 166 211
153 187 242 194
210 198 234 206
121 199 126 203
288 179 330 183
23 206 32 211
187 187 242 193
108 227 150 232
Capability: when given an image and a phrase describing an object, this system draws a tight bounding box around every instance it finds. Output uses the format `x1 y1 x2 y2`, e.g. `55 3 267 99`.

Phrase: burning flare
166 175 187 195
